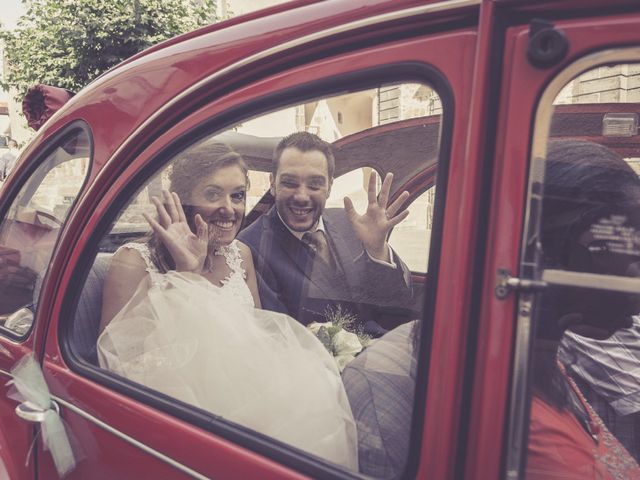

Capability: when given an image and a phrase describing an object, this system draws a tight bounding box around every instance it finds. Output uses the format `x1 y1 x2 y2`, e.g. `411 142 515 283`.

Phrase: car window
0 128 90 337
513 62 640 478
72 81 445 476
389 187 435 273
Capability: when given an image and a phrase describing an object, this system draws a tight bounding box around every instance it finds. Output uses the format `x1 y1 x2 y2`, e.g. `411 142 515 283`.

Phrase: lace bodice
119 239 254 307
213 241 254 308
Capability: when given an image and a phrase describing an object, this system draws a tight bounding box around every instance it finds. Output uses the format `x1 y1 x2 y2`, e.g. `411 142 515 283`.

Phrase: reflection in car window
74 82 443 477
389 188 435 273
0 129 90 337
522 63 640 479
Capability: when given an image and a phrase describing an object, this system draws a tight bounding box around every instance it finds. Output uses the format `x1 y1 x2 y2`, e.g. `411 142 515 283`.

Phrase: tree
0 0 217 101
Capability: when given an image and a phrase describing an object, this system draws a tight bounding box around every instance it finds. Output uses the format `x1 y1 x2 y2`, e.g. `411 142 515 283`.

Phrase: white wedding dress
97 240 358 469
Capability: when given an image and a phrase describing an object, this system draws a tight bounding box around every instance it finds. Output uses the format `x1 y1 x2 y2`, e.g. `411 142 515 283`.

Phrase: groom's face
270 147 332 232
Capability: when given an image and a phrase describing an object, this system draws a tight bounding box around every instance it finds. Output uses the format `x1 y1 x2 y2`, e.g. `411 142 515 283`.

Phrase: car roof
21 0 452 176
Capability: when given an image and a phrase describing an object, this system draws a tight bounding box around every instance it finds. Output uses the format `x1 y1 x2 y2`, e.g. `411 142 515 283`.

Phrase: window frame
506 46 640 479
0 121 93 341
58 64 454 478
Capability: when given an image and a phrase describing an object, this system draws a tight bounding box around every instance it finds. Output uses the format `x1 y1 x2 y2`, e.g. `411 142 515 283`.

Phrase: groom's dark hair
273 131 335 179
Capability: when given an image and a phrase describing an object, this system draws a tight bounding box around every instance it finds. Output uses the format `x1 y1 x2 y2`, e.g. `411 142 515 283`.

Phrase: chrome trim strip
103 0 479 174
506 47 640 479
505 292 534 480
543 269 640 293
51 395 209 480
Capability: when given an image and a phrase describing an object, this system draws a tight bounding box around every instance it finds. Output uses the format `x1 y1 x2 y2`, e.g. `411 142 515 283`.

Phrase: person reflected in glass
558 314 640 462
0 139 19 181
526 140 640 479
98 142 357 469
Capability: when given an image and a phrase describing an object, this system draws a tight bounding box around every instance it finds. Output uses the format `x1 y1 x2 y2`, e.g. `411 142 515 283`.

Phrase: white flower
307 321 332 335
307 314 369 371
332 329 363 357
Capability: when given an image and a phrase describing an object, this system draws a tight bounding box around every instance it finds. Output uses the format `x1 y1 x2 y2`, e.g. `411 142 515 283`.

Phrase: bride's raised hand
143 190 209 272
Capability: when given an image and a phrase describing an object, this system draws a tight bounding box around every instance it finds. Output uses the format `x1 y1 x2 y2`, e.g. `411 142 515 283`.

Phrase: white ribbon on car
7 354 76 477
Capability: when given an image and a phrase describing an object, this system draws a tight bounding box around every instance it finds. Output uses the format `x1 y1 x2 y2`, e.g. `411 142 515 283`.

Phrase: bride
97 142 358 470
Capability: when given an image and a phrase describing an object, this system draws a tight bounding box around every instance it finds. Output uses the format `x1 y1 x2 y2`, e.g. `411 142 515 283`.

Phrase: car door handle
15 400 59 423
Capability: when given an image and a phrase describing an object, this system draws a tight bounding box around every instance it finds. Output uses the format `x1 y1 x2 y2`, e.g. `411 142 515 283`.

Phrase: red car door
32 2 480 479
466 2 640 479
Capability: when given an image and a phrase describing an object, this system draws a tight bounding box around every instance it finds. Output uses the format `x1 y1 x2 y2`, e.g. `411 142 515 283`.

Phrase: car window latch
495 268 548 299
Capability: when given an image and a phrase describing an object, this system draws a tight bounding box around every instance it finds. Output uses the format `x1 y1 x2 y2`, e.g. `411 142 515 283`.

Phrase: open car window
72 80 445 477
0 127 91 337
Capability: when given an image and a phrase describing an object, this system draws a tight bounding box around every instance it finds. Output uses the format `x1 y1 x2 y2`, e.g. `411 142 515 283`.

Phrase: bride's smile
211 219 235 230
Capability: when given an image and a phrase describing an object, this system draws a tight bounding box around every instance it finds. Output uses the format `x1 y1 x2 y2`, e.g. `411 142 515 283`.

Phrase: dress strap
118 242 159 273
215 240 246 279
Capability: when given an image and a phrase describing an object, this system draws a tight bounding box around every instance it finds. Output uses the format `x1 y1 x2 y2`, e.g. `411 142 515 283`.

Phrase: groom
238 132 415 334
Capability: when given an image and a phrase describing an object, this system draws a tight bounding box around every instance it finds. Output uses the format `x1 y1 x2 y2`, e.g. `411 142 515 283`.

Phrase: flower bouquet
308 305 372 372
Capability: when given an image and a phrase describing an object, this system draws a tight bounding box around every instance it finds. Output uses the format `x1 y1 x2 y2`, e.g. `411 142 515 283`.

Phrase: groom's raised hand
343 172 410 263
144 190 209 272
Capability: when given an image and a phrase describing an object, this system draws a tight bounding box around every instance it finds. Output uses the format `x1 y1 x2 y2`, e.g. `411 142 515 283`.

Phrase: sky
0 0 25 104
1 0 25 30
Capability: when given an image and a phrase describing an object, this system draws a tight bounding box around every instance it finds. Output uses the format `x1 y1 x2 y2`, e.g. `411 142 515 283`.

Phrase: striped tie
302 230 333 268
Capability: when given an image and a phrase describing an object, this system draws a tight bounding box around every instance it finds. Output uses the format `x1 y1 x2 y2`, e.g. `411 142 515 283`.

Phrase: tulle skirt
98 271 358 470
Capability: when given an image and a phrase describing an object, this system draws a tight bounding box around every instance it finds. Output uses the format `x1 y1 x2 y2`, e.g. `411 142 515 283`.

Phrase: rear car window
0 128 91 337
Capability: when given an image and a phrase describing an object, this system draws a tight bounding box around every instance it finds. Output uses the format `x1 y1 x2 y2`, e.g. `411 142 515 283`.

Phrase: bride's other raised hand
143 190 209 272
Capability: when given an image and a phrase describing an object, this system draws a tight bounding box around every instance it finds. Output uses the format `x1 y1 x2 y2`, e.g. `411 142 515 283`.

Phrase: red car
2 0 640 478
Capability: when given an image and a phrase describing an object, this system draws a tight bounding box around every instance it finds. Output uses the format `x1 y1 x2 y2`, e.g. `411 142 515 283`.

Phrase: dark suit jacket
238 207 414 330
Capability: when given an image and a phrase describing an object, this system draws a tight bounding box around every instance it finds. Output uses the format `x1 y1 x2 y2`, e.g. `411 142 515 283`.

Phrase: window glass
0 129 90 336
522 63 640 478
76 82 443 476
389 188 435 272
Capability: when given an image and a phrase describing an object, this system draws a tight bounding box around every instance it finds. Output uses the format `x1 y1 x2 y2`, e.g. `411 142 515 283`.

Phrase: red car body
2 0 640 478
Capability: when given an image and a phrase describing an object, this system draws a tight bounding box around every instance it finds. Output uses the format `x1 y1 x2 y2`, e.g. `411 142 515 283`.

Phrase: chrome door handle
15 400 59 423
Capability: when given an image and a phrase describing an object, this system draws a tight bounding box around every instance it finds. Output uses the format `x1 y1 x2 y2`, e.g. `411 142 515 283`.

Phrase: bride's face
189 164 247 248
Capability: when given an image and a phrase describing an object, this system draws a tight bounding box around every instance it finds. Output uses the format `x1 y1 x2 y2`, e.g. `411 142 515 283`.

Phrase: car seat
72 253 112 365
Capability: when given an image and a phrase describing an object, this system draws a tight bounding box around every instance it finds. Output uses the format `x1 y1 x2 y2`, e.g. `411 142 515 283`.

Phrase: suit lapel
323 211 359 275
